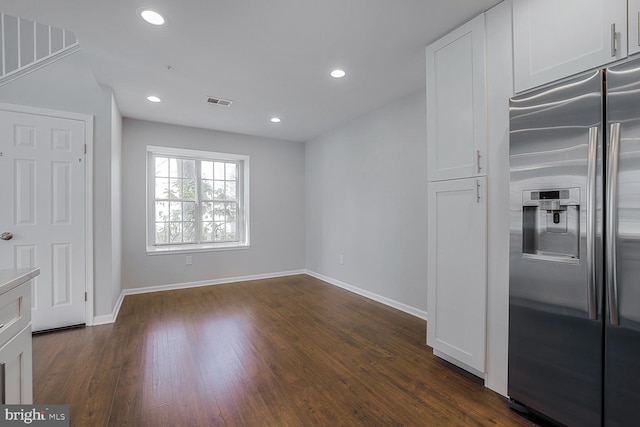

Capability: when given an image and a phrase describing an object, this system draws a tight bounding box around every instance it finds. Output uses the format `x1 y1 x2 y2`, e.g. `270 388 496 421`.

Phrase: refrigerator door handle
607 122 621 326
586 126 598 320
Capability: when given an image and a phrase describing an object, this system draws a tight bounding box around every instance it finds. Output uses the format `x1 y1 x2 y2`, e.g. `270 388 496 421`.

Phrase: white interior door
0 108 86 331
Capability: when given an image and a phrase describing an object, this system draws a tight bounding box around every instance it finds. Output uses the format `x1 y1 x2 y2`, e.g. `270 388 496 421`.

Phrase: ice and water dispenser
521 188 580 261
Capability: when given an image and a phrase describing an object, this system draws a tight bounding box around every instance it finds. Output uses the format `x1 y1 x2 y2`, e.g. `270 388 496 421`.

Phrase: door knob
0 232 13 241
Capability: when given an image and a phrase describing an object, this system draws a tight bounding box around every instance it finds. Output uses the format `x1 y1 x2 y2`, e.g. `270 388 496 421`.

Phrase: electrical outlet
186 255 192 266
339 254 344 265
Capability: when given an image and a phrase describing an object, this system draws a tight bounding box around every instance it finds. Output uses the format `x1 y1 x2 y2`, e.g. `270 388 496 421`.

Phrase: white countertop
0 268 40 295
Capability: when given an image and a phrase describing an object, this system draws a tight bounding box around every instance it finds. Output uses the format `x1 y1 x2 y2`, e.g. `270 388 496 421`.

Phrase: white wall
305 90 428 315
121 119 305 289
0 50 122 319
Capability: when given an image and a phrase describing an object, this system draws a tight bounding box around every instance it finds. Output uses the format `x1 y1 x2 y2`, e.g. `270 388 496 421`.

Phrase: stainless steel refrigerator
509 57 640 427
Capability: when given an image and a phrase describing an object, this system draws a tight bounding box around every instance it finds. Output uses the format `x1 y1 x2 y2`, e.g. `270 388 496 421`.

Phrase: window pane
214 222 225 240
226 203 237 221
214 162 225 180
201 202 213 221
155 201 169 222
201 179 214 200
169 222 183 243
225 163 236 180
184 202 196 221
214 203 225 221
155 157 169 177
182 178 196 200
183 222 196 242
201 221 214 241
155 178 169 199
155 223 168 244
169 158 180 178
214 181 225 200
170 202 183 221
225 182 236 201
169 179 181 199
201 161 214 180
225 223 236 241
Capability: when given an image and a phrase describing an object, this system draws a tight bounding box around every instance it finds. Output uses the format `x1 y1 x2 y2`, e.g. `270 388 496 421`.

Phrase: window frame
146 145 250 254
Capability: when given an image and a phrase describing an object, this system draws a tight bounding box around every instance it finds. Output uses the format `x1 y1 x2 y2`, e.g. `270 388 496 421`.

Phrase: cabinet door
426 15 486 181
513 0 627 93
427 177 487 373
0 326 32 404
630 0 640 56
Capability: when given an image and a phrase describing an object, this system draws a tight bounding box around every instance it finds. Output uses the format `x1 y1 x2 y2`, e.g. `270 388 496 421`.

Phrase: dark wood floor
33 274 541 426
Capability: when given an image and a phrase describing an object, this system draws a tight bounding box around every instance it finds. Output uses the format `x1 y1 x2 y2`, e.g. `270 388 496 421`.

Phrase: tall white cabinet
426 14 488 376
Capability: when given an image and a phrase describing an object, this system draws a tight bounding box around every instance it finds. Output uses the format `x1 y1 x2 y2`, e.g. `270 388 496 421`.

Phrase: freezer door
509 70 604 427
604 58 640 427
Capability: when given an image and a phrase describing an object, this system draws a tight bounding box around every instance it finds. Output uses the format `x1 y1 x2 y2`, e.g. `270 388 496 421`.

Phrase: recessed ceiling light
270 117 282 123
140 9 166 26
330 69 346 78
147 95 162 103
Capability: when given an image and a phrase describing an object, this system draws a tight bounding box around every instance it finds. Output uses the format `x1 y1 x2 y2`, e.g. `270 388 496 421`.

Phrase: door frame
0 102 94 326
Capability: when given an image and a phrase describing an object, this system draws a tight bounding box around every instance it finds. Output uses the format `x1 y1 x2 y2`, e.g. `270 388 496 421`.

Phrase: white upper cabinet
513 0 627 93
426 15 487 181
629 0 640 55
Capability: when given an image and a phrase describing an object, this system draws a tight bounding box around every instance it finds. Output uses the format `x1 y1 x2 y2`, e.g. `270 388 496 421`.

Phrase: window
146 146 250 253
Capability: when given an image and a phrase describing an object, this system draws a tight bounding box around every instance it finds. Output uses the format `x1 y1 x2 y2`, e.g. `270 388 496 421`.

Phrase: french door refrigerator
509 56 640 427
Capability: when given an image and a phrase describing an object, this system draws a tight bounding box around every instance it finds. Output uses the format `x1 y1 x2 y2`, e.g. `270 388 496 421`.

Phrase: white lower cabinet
427 177 487 374
0 270 36 405
0 325 32 404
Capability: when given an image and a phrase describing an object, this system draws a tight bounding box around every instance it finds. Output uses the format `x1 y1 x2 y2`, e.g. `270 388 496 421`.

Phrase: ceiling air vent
206 96 233 107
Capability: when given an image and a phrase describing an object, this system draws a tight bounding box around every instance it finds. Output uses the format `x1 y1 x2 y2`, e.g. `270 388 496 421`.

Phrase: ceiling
1 0 501 142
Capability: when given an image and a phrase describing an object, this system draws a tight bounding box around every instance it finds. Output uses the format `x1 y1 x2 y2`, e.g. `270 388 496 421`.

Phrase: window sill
146 243 250 255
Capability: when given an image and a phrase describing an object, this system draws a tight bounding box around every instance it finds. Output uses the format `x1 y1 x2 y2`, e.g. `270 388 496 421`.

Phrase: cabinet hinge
84 144 87 154
85 292 88 302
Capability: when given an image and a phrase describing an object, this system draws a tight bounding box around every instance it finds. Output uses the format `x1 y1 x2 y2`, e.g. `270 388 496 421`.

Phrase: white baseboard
122 269 306 296
304 270 428 320
92 290 126 326
92 269 426 326
92 269 306 325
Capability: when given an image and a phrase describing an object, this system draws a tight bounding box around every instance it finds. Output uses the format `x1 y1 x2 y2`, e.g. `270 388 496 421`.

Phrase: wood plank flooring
33 274 543 426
